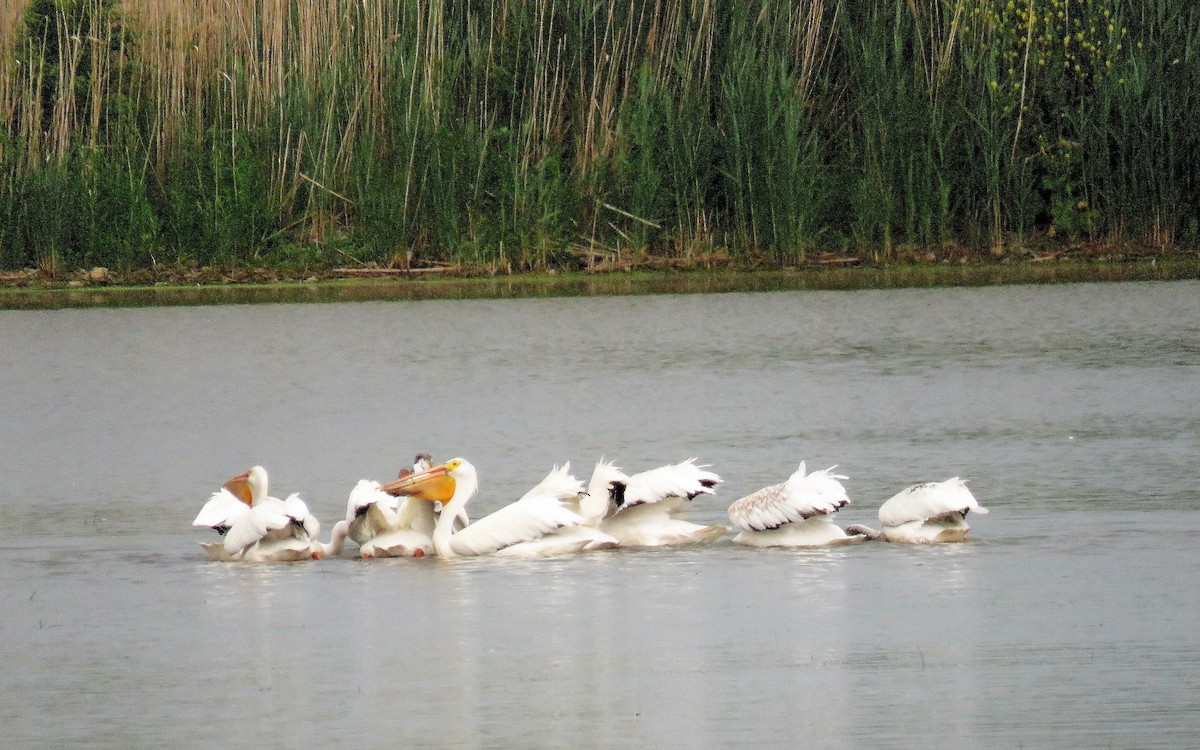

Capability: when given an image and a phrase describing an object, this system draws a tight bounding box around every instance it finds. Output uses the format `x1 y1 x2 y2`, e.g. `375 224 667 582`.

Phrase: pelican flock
192 457 990 561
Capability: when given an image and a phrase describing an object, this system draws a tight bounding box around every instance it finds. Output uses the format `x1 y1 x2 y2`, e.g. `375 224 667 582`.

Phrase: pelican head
397 452 435 480
222 465 268 506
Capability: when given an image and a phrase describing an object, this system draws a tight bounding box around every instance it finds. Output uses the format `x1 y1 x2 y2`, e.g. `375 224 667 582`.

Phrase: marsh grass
0 0 1196 272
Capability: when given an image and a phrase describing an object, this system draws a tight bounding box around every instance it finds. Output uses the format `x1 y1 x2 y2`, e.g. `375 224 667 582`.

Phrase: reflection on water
1 280 1198 748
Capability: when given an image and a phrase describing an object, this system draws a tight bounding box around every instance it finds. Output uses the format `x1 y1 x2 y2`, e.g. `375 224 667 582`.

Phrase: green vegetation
1 0 1197 274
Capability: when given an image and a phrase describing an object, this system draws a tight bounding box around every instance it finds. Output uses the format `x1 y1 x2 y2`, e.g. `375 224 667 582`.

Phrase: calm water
1 280 1198 748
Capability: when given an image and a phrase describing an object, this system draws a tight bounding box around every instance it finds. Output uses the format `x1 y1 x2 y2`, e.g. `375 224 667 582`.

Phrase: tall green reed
718 1 833 262
1 0 1196 273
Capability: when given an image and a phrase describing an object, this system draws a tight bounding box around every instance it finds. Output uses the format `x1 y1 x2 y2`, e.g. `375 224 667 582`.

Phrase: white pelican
338 478 434 558
855 478 989 543
191 466 324 562
726 462 868 548
582 459 727 547
380 458 593 558
328 453 470 558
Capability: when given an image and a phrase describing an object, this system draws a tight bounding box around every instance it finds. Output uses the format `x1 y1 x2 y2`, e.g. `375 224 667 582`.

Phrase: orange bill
380 464 456 503
222 471 254 506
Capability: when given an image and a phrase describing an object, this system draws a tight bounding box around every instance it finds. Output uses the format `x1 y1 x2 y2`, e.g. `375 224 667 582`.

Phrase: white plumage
191 488 251 561
341 479 435 558
192 488 249 534
616 459 723 507
873 477 988 543
325 454 465 558
581 459 727 547
727 462 866 548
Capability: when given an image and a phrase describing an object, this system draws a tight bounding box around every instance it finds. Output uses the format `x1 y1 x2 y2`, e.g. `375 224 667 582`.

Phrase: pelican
327 452 472 558
582 459 727 547
399 453 433 478
853 478 989 543
192 466 324 561
380 458 592 558
337 478 434 558
727 462 868 548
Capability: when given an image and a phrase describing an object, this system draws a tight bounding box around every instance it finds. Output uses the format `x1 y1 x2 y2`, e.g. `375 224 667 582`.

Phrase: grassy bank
1 0 1198 275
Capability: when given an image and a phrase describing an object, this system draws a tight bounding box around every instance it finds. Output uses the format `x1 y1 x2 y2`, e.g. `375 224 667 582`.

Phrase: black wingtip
610 481 627 508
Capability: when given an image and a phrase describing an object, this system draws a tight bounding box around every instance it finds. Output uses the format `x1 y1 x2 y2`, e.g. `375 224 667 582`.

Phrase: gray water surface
2 281 1198 748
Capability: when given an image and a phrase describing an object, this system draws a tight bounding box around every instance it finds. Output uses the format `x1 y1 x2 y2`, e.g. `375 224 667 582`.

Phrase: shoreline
1 253 1196 309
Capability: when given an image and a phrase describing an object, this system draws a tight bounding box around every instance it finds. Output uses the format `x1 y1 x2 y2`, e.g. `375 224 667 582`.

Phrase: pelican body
582 459 727 547
727 462 866 548
333 479 433 558
868 478 988 543
315 453 460 558
192 466 324 562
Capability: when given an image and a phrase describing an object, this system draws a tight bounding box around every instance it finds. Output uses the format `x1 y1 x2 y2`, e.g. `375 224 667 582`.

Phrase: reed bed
1 0 1196 272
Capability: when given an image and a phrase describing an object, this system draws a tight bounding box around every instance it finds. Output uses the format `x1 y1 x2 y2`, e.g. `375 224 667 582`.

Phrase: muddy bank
1 247 1196 309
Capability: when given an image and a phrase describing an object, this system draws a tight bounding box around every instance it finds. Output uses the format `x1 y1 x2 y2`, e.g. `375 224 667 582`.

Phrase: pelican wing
223 500 293 556
618 459 722 510
449 464 584 556
223 494 318 556
346 479 402 542
727 482 792 532
346 479 400 521
281 493 321 540
727 463 849 532
878 478 987 528
449 495 584 556
192 489 250 531
580 460 627 523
